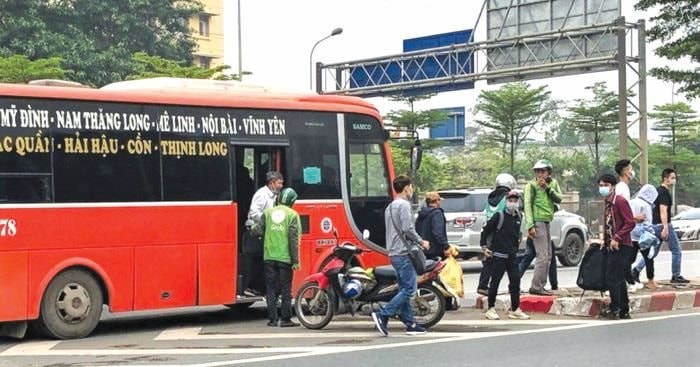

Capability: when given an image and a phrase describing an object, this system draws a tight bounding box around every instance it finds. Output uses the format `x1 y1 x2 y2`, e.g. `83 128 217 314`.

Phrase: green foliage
647 144 700 207
0 0 204 87
0 55 68 83
649 102 699 155
473 82 558 173
635 0 700 99
128 53 234 80
566 82 621 173
384 95 449 152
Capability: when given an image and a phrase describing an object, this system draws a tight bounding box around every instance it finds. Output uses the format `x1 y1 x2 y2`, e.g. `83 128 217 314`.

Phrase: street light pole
309 27 343 91
237 0 243 81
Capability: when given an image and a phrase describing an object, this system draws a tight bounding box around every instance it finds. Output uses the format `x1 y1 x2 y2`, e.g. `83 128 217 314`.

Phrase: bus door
231 145 286 297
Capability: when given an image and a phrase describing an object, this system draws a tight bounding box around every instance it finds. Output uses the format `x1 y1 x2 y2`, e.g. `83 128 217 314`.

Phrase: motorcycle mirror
362 229 370 240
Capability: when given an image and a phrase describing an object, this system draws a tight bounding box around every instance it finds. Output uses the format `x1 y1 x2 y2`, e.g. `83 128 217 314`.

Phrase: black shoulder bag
389 203 427 274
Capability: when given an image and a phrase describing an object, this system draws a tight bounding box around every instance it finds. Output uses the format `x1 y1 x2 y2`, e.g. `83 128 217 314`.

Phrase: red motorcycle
294 241 453 330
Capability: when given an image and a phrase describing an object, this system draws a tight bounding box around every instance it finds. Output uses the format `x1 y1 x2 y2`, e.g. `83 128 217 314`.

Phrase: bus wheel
36 269 103 339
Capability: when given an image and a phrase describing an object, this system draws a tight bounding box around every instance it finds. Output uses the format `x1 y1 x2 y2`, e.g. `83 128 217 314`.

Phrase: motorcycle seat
373 259 439 279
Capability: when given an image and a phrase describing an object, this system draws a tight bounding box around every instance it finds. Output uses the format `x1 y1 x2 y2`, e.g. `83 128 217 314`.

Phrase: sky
222 0 700 141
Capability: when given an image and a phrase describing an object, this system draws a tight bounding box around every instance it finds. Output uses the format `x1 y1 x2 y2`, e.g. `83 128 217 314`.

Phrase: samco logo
352 123 372 130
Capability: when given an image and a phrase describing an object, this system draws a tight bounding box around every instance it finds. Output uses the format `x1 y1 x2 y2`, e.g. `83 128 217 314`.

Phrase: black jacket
479 209 522 257
415 206 449 259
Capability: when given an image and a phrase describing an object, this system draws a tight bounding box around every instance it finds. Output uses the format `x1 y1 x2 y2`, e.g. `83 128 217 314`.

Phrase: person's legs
529 222 551 293
263 261 280 324
278 262 294 321
605 248 627 316
478 257 493 293
379 256 416 322
640 248 654 281
619 246 633 316
625 243 640 285
487 257 507 309
548 241 558 290
518 239 536 278
506 256 521 310
667 225 682 278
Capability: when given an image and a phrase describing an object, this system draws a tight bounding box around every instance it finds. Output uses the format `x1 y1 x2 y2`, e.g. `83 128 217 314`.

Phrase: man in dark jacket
415 192 450 260
480 190 530 320
598 174 636 320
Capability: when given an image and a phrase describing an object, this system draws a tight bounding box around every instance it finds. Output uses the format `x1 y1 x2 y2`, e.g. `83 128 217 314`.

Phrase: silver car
438 188 588 266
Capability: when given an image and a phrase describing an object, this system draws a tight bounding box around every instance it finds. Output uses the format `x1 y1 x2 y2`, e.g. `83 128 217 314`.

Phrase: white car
673 208 700 241
438 188 588 266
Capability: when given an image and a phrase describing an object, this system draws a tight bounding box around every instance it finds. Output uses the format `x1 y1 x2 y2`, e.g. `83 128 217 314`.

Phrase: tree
0 0 204 87
0 55 68 83
649 102 699 155
635 0 700 99
127 53 236 81
566 82 620 173
384 94 448 152
473 82 558 173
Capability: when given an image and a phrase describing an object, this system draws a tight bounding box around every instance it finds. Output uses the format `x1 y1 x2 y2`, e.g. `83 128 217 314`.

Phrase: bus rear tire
36 269 103 339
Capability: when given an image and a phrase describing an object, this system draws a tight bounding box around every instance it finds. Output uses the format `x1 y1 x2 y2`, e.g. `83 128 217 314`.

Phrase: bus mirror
410 141 422 172
362 229 370 240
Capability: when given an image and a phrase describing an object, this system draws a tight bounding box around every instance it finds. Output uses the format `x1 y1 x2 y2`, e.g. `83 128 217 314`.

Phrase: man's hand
634 213 646 222
421 240 430 250
661 226 669 240
537 176 549 189
528 227 537 239
610 239 619 251
292 263 300 271
443 248 453 258
482 247 493 258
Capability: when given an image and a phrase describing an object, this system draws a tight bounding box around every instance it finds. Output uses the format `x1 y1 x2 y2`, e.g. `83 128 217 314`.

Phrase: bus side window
0 176 51 203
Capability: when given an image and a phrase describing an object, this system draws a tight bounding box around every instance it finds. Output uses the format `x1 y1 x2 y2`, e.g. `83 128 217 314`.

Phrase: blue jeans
379 255 416 324
634 224 682 277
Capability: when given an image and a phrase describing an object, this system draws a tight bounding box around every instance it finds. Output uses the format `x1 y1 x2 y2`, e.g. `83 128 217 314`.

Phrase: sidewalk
473 279 700 317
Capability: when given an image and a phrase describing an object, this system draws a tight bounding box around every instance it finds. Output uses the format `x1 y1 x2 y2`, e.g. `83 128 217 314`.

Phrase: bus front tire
36 269 103 340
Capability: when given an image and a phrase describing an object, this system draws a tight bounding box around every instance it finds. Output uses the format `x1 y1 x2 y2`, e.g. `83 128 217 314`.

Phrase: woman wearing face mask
480 190 530 320
598 174 636 320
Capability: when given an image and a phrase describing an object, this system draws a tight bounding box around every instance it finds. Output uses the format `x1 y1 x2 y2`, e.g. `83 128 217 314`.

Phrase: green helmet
533 159 553 170
278 187 298 207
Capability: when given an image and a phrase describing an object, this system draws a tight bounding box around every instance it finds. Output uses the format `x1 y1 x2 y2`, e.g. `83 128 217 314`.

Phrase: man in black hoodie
415 192 450 259
480 190 530 320
477 173 516 295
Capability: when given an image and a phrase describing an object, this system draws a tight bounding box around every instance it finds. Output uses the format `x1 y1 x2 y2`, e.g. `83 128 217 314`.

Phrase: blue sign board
349 30 475 97
429 107 465 145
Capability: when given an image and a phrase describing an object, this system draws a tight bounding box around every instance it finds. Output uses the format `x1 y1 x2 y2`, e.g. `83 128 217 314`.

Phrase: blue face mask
599 186 610 197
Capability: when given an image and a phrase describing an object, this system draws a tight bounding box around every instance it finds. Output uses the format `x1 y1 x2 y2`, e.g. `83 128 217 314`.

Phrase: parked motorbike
294 240 455 330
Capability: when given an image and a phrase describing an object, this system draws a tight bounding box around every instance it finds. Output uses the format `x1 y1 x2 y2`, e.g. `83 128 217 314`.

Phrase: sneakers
266 320 277 327
508 308 530 320
244 288 262 297
671 276 690 284
371 311 389 337
279 319 299 328
485 307 500 320
405 323 427 336
619 313 632 320
627 284 637 294
477 288 489 296
645 280 658 290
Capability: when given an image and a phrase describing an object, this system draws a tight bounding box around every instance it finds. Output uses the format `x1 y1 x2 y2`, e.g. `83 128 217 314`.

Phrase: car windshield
673 209 700 220
439 193 489 213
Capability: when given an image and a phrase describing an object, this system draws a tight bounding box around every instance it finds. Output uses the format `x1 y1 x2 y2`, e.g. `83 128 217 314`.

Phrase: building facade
189 0 224 68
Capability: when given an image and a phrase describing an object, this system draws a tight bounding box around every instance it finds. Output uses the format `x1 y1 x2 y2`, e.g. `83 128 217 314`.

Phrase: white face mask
669 178 677 186
506 202 518 212
629 170 636 179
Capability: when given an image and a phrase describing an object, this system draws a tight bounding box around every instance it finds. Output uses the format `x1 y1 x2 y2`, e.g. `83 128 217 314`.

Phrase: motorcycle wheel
411 284 446 328
294 282 334 330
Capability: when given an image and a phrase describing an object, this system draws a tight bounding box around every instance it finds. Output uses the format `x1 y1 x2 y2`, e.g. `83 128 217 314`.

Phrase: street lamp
309 27 343 90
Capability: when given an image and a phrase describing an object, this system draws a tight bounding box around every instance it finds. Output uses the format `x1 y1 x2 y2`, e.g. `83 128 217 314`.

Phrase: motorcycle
294 240 455 330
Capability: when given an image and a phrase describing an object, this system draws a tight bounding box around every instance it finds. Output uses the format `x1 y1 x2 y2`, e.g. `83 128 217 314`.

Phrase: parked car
437 188 588 266
672 208 700 241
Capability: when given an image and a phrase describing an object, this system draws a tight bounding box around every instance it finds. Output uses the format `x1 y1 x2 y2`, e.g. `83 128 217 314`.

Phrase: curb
475 289 700 317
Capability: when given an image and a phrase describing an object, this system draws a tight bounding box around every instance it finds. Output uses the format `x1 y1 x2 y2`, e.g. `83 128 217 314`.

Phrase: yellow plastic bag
439 246 464 298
